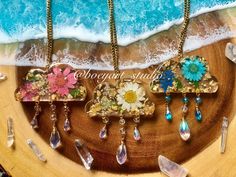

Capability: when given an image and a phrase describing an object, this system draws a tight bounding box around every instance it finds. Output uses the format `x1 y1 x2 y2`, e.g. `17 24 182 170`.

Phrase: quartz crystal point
116 141 127 165
221 117 229 153
7 117 14 147
27 139 47 162
75 139 94 170
158 155 188 177
225 42 236 64
0 72 7 82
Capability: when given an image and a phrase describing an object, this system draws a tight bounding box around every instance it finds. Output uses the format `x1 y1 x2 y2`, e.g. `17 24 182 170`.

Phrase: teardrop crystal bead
30 118 39 129
195 109 202 122
63 119 71 132
179 119 190 141
116 142 127 165
49 128 62 149
165 107 173 121
99 126 108 140
75 139 94 170
133 127 141 141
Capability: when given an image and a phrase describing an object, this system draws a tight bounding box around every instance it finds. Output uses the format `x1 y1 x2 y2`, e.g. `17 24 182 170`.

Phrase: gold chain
177 0 190 60
46 0 53 70
107 0 120 75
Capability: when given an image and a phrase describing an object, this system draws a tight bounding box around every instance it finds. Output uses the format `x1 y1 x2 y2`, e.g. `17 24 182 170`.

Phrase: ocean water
0 0 236 69
0 0 236 45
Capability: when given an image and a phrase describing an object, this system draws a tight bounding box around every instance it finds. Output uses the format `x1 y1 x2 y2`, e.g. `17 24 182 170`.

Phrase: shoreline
0 7 235 70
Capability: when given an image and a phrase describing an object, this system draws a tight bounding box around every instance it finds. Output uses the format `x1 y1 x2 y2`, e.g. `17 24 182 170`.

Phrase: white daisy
117 82 145 111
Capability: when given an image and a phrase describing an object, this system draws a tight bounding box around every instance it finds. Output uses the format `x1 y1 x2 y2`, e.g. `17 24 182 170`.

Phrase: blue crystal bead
195 109 202 122
179 119 191 141
165 95 172 103
182 97 189 104
195 96 202 104
165 107 172 121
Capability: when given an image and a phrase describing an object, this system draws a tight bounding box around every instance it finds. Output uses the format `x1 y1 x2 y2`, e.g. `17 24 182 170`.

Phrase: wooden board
13 38 236 173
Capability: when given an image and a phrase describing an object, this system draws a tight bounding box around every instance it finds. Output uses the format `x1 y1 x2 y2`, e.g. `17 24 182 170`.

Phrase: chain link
107 0 120 76
46 0 53 70
177 0 190 60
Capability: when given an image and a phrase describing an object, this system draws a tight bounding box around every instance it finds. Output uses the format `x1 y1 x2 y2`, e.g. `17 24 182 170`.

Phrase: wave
0 2 236 45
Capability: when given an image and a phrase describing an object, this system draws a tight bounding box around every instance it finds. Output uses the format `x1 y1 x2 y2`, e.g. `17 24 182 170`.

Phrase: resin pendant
133 127 141 141
99 125 108 140
195 108 202 122
75 139 94 170
30 117 39 129
165 106 172 121
116 141 127 165
63 118 71 132
49 128 61 149
179 118 190 141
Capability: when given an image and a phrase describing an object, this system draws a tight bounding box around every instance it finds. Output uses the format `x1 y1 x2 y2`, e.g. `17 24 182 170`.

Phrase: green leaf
174 78 183 90
70 89 81 98
193 81 199 88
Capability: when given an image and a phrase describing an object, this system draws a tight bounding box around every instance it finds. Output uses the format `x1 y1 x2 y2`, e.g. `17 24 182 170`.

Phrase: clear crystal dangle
116 116 128 165
99 116 109 140
179 94 190 141
49 101 62 149
30 101 41 129
63 102 71 132
133 116 141 141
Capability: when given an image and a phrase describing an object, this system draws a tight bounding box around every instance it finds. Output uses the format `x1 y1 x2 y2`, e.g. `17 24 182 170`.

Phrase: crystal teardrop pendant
133 127 141 141
30 117 39 129
99 125 108 140
49 128 62 149
63 118 71 132
75 139 94 170
179 118 190 141
195 108 202 122
116 141 127 165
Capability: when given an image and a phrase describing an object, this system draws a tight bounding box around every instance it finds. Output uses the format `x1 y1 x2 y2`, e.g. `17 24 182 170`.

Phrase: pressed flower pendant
150 56 218 141
86 78 155 165
15 63 87 148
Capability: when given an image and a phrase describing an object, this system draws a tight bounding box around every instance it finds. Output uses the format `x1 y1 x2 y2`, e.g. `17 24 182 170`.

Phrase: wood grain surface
2 38 235 175
0 7 236 177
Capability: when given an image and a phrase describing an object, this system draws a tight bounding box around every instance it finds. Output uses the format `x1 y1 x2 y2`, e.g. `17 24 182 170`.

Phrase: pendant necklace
150 0 218 141
15 0 87 149
85 0 155 165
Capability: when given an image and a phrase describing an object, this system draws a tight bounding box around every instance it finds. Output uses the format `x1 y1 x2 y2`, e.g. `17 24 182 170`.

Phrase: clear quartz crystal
75 139 94 170
0 72 7 81
158 155 188 177
221 117 229 153
27 139 47 162
7 117 14 147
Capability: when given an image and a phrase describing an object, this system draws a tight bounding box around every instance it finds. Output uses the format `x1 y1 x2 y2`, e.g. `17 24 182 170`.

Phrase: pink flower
20 82 39 101
47 67 77 96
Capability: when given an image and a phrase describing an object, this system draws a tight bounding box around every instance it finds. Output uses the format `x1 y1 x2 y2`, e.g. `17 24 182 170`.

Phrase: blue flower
159 69 175 93
181 56 206 82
